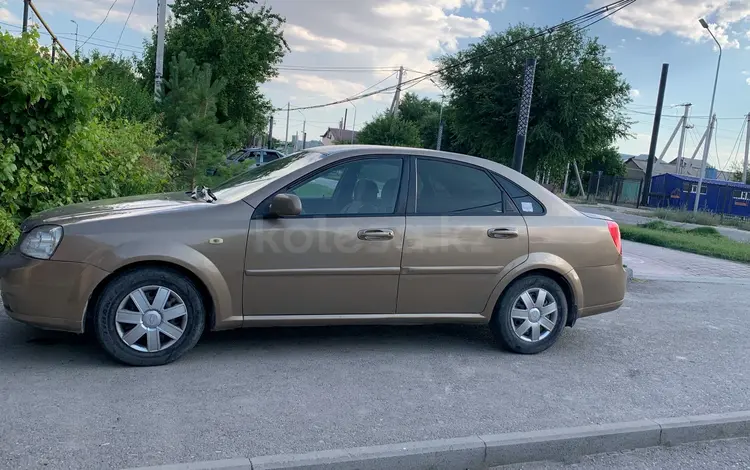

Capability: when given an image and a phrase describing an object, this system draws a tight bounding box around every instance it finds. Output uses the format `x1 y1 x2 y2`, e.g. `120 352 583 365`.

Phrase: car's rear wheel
93 267 205 366
490 275 568 354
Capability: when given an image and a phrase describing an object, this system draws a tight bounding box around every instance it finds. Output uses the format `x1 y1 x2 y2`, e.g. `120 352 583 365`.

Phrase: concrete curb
124 411 750 470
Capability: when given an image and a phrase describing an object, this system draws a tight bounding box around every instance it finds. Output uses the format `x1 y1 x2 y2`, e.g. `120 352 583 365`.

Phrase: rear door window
413 158 505 215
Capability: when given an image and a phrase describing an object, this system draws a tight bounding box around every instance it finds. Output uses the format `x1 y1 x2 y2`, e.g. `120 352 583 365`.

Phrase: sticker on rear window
521 202 533 212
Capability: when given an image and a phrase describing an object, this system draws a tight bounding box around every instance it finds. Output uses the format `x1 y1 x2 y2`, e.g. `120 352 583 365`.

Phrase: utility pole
573 160 585 198
512 58 537 173
342 108 348 137
267 115 274 149
675 103 692 174
641 64 670 207
743 113 749 184
22 0 29 32
70 20 79 55
390 66 404 116
154 0 168 101
50 38 56 63
694 19 722 212
284 102 290 154
436 94 445 150
693 114 716 208
297 110 306 149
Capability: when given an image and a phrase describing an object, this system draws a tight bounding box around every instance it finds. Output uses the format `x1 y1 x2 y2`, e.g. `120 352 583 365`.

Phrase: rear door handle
358 229 395 241
487 228 519 239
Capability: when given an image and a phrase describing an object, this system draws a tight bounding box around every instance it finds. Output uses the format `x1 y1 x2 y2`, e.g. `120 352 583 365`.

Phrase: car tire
490 275 568 354
93 267 206 366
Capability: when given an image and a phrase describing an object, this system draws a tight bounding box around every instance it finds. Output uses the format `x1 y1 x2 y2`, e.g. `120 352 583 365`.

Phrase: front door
397 157 529 315
244 156 408 316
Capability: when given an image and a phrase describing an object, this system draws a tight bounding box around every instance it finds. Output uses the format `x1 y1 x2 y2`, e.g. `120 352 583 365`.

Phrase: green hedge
0 32 171 250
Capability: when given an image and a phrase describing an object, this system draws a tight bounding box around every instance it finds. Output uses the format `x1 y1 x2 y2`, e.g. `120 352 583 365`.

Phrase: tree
87 52 154 122
161 52 232 188
398 93 441 149
730 164 750 184
139 0 288 136
357 114 422 148
394 92 472 154
438 24 632 177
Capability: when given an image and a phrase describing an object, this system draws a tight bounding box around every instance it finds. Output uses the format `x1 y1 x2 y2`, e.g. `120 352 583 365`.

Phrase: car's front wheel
93 267 206 366
490 275 568 354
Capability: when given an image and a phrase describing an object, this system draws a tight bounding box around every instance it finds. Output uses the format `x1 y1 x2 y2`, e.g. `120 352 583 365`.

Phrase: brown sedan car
0 146 626 366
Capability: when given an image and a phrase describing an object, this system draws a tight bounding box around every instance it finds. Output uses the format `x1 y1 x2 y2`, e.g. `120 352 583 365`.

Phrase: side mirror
269 193 302 217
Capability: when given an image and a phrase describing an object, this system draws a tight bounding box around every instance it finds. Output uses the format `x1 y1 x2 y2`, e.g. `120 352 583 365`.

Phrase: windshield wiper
187 186 218 203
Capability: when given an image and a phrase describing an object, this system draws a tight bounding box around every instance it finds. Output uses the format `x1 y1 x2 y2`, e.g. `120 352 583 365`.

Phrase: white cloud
490 0 507 13
630 89 641 98
463 0 506 13
589 0 750 49
746 77 750 86
0 0 20 24
743 71 750 75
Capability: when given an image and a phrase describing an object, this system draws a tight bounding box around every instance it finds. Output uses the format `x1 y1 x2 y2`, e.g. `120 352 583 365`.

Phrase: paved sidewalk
623 240 750 282
500 437 750 469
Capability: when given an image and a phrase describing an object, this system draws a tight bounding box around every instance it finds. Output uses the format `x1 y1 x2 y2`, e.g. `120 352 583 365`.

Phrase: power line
80 0 120 49
626 108 746 120
714 119 723 170
278 65 400 72
347 70 399 99
724 118 746 170
116 0 138 52
0 20 143 52
281 0 637 112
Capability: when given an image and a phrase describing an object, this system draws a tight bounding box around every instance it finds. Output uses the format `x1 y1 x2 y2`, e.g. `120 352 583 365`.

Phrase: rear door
397 157 529 315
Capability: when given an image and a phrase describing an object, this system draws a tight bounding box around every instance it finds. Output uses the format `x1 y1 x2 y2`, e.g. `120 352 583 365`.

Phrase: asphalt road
499 437 750 470
1 275 749 469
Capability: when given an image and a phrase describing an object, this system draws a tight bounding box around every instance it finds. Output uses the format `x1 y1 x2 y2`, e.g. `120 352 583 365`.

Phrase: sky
2 0 750 171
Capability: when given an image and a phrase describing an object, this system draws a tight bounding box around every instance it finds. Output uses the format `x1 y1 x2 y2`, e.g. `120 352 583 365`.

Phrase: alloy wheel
510 287 558 343
114 286 189 353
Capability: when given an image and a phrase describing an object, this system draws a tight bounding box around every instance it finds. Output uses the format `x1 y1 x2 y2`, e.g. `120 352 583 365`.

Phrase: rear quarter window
492 173 545 215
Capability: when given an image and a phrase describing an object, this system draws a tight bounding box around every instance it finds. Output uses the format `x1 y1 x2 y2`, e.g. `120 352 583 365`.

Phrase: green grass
651 208 750 232
621 220 750 263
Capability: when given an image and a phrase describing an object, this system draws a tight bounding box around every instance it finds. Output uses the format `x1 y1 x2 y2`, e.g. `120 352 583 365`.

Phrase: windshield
227 149 246 160
213 150 327 201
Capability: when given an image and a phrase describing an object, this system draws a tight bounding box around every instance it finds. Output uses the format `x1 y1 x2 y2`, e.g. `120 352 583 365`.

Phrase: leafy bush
0 32 171 250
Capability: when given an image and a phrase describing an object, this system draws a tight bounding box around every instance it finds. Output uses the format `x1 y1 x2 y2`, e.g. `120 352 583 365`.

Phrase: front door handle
358 229 395 241
487 228 519 239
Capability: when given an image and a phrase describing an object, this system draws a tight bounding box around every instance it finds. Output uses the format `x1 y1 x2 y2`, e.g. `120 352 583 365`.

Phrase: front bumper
0 252 109 333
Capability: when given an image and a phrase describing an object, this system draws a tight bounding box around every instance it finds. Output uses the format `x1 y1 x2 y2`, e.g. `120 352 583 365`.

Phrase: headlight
19 225 64 260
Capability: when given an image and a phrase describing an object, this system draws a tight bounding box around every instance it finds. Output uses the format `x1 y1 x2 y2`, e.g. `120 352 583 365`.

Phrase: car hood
21 192 202 231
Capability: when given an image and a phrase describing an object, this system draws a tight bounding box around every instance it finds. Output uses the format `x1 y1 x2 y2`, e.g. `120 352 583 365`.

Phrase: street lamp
429 78 445 150
70 20 79 54
693 18 721 212
348 100 357 144
296 110 306 150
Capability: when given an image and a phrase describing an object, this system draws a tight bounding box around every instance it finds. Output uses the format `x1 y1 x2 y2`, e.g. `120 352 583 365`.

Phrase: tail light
607 220 622 255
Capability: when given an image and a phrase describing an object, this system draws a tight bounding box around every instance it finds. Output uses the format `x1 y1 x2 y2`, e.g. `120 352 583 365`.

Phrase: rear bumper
577 263 627 318
0 252 109 333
